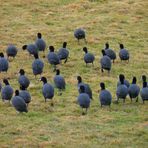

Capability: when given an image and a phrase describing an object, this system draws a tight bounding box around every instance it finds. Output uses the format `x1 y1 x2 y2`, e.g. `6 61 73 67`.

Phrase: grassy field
0 0 148 147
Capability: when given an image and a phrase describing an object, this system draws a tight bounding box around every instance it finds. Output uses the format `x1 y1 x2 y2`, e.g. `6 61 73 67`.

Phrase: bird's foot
82 112 86 115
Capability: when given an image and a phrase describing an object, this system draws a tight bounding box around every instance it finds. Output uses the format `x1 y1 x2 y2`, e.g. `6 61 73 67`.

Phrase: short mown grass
0 0 148 147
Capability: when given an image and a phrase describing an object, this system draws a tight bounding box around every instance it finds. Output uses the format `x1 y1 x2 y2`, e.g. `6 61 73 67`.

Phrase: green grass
0 0 148 147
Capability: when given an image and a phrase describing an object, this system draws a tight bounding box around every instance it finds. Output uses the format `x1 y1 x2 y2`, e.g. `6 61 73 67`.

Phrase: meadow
0 0 148 147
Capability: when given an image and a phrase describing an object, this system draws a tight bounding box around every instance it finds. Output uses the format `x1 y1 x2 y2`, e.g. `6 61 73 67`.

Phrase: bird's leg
113 60 115 63
101 104 102 108
127 59 129 63
86 63 88 67
123 99 125 103
53 65 56 72
64 58 68 63
101 68 104 73
130 98 132 103
108 105 111 111
92 62 94 67
51 99 54 107
136 97 138 102
82 108 85 115
109 104 111 108
143 100 144 104
117 97 119 103
78 39 80 45
43 51 45 58
108 70 110 76
58 89 62 96
16 111 20 114
85 108 88 115
45 98 46 103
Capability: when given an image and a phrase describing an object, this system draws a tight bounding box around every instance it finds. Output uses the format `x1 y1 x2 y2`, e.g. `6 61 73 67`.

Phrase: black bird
12 90 28 113
119 44 129 62
116 74 128 103
6 45 18 59
99 82 112 107
40 77 54 105
19 86 31 106
57 42 69 63
74 28 87 44
128 77 140 102
77 85 90 115
22 44 38 56
83 47 95 66
18 69 30 89
100 50 112 74
77 76 93 99
0 52 9 73
54 69 66 95
47 46 60 71
104 43 116 63
32 54 44 78
140 82 148 103
1 79 13 102
35 33 46 53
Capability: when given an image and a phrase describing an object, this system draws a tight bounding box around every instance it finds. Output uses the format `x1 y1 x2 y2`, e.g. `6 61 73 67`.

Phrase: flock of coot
0 28 147 115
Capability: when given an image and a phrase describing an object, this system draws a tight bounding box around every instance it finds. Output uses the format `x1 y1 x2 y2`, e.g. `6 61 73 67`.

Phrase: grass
0 0 148 147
